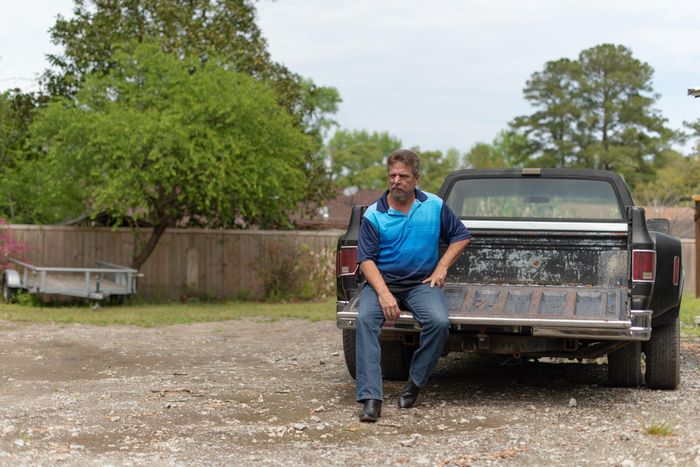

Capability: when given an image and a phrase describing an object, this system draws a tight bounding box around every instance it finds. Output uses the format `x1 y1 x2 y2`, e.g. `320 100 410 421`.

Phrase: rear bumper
336 301 652 341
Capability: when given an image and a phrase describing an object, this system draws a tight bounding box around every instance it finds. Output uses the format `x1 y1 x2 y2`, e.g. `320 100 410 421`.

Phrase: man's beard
390 187 408 202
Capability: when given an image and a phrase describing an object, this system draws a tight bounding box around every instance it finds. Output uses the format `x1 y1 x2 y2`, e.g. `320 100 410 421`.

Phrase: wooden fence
4 225 697 299
6 225 343 300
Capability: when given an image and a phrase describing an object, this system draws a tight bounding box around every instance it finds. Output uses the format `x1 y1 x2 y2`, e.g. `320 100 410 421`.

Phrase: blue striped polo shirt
357 189 471 291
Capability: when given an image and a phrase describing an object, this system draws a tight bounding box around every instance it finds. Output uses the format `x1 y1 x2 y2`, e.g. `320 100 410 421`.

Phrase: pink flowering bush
0 218 25 271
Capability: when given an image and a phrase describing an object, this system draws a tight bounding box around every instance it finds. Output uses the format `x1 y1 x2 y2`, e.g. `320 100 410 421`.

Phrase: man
355 149 471 422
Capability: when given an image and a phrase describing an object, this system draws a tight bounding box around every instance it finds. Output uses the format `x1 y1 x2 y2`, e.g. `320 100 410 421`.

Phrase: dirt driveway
0 318 699 466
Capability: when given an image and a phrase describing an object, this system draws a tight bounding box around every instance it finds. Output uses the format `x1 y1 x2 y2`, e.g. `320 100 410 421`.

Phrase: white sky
1 0 699 153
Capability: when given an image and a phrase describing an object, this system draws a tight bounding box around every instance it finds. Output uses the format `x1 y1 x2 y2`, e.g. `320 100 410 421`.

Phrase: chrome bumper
336 301 652 341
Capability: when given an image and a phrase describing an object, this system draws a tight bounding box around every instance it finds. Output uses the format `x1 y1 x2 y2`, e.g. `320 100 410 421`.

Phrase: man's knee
357 308 382 331
424 312 450 334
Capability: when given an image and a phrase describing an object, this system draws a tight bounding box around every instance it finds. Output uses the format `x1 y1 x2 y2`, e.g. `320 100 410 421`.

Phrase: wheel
645 312 680 390
380 339 415 381
2 276 16 303
607 341 642 387
342 329 357 379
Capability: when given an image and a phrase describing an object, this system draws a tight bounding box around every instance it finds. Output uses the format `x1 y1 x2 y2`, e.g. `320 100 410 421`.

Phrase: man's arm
360 260 401 320
422 238 471 288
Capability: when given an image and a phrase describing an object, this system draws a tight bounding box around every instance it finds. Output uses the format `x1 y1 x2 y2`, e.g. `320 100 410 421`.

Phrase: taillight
673 256 680 286
632 250 656 283
337 246 358 277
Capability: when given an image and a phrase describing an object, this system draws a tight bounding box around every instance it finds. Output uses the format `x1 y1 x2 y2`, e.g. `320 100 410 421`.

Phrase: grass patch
645 423 674 436
0 298 335 327
680 294 700 337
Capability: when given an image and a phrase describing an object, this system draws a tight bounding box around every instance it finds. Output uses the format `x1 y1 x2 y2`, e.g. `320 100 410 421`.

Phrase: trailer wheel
380 340 415 381
342 329 357 379
645 312 680 390
607 342 642 387
2 276 16 303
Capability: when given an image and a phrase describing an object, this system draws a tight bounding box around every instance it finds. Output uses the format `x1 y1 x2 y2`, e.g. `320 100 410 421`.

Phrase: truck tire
342 330 415 381
342 329 357 379
607 342 642 387
380 340 414 381
645 313 680 390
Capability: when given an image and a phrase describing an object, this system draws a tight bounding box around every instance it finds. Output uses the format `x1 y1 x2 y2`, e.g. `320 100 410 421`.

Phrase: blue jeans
355 283 450 402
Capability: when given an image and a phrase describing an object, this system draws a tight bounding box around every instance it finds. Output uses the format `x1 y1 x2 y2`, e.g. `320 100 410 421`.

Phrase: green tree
416 148 461 193
511 44 673 188
464 130 528 169
636 119 700 205
329 129 402 189
634 151 700 205
44 0 340 208
0 90 47 221
31 43 313 270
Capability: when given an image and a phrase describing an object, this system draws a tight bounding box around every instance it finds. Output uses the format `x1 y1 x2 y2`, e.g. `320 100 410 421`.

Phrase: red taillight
673 255 680 286
632 250 656 283
337 246 358 277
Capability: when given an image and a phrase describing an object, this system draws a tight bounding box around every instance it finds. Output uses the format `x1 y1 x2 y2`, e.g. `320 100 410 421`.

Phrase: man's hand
423 239 471 288
378 291 401 320
360 260 401 320
422 264 448 288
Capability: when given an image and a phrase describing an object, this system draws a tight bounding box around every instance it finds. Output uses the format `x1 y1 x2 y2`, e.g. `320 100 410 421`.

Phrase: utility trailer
2 259 140 303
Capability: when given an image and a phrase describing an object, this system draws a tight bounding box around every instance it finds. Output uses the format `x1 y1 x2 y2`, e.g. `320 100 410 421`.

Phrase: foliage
415 148 461 193
0 298 336 326
252 242 335 301
43 0 340 211
510 44 673 189
0 90 48 221
634 150 700 205
31 42 314 269
44 0 339 129
329 129 402 189
680 294 700 338
464 131 529 169
635 119 700 205
0 218 25 270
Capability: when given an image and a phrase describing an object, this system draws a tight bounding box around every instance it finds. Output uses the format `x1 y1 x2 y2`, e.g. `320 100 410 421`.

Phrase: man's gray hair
387 149 420 177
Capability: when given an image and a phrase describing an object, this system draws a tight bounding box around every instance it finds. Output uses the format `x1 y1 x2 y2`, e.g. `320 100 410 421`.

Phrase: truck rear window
445 178 624 221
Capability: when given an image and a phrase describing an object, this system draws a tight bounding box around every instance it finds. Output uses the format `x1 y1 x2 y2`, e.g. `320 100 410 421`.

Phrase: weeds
252 241 335 301
645 423 674 436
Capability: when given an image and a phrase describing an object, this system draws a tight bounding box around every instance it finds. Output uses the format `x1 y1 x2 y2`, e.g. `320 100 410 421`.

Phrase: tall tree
44 0 340 208
511 44 672 188
329 129 402 190
31 43 313 269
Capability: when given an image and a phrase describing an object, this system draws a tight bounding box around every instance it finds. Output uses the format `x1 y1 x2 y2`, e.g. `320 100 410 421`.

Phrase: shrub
252 241 335 301
0 218 25 271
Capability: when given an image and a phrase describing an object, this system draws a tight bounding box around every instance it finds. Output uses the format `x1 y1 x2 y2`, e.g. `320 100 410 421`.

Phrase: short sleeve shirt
357 189 471 291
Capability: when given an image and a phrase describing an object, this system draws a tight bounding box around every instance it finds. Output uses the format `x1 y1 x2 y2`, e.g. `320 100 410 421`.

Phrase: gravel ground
0 318 699 466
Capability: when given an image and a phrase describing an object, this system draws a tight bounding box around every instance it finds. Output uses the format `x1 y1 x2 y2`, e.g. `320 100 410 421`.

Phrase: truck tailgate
337 283 651 340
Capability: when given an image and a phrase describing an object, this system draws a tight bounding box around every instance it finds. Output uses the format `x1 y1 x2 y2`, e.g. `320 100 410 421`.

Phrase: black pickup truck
336 168 684 389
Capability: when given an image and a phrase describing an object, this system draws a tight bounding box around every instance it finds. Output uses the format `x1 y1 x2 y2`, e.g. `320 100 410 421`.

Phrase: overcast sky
1 0 699 154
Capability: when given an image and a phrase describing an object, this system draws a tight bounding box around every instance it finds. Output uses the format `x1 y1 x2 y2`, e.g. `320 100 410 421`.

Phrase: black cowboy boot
359 399 382 422
398 380 420 408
